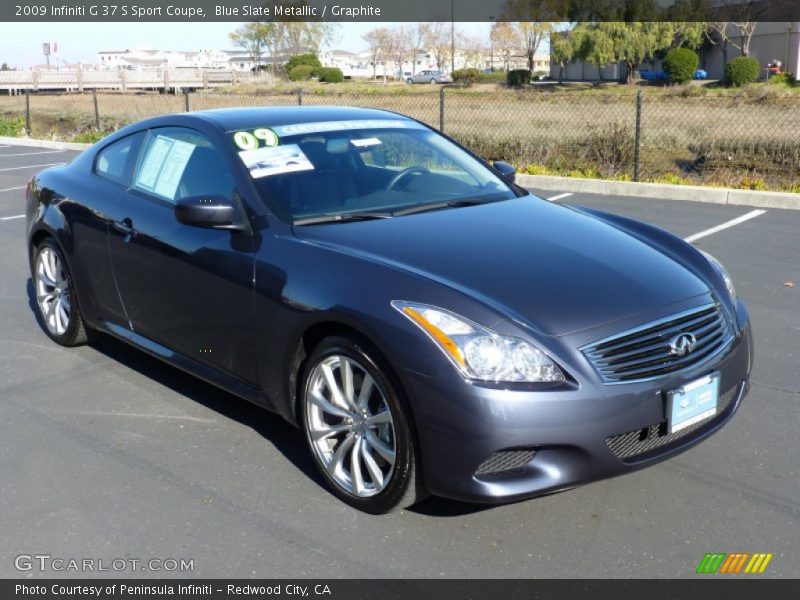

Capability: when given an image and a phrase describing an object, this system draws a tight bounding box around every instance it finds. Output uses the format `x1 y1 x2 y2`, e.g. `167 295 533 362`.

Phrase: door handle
113 218 136 240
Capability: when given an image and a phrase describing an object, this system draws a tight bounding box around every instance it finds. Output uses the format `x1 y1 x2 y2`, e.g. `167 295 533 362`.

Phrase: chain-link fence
1 87 798 191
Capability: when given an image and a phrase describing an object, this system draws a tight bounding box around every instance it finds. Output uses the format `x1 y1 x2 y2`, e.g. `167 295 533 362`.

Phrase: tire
429 78 436 84
32 238 89 346
300 334 426 513
406 78 412 84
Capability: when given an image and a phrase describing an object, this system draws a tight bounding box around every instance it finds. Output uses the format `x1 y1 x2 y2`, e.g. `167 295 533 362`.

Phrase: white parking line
0 150 66 157
547 192 573 202
0 214 24 221
684 210 767 243
0 186 26 193
0 162 65 172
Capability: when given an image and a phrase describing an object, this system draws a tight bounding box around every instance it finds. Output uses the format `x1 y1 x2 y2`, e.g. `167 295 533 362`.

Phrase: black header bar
4 0 800 22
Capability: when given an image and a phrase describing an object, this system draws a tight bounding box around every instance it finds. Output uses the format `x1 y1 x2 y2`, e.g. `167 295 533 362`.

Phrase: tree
459 34 486 69
362 26 397 83
490 22 517 71
517 22 552 73
421 22 450 70
551 30 577 83
0 62 9 71
404 24 427 75
280 22 338 56
574 25 615 81
571 22 675 83
708 21 757 58
362 28 385 79
229 22 273 71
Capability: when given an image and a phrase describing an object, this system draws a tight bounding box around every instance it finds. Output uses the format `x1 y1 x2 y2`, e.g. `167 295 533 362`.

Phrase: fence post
297 88 303 106
92 88 100 129
25 89 31 135
633 90 643 182
439 87 445 132
184 91 190 112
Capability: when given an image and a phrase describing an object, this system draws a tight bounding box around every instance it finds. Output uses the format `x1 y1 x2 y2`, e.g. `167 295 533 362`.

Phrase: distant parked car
407 70 453 84
640 69 667 82
694 69 708 80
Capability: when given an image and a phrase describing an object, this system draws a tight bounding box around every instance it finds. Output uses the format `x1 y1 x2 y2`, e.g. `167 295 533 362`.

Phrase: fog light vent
474 449 537 479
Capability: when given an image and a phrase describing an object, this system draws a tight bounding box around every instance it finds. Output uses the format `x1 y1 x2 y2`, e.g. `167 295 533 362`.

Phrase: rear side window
132 127 235 203
94 132 145 186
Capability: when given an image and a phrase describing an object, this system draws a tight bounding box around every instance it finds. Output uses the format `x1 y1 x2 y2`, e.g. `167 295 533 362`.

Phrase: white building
98 48 259 71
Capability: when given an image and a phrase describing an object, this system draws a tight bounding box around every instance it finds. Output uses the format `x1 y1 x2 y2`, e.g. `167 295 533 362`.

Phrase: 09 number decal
233 128 279 150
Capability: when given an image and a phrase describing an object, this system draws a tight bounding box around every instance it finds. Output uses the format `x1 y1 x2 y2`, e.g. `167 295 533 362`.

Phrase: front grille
582 303 734 383
474 449 537 479
606 384 739 461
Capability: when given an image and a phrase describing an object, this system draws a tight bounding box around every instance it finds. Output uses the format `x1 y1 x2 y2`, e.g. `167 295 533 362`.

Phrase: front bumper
402 302 753 504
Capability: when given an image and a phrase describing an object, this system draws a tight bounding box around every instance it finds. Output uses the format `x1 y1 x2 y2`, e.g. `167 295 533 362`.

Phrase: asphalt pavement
0 144 797 578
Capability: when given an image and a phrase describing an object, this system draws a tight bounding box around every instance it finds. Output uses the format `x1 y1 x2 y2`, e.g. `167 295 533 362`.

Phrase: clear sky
0 22 492 68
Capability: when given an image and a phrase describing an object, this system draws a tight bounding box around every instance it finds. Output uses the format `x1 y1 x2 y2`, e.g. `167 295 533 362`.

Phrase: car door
106 125 259 385
59 132 146 327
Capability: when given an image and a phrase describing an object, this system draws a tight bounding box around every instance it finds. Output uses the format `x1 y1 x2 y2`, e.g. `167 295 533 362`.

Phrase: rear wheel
300 335 425 513
429 78 436 84
33 239 89 346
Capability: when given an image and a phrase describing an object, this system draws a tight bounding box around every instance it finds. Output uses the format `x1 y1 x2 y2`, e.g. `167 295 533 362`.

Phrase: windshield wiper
293 212 393 226
392 194 509 217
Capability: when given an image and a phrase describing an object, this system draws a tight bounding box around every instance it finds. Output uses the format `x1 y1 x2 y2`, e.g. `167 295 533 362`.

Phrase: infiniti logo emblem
668 332 697 357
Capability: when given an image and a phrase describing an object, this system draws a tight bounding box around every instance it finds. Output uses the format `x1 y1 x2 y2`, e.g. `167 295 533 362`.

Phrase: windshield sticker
272 119 425 137
350 138 382 148
239 144 314 179
135 135 195 201
233 128 279 151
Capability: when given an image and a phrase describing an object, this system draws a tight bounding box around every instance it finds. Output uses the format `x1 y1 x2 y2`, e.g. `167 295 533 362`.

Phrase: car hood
293 197 709 337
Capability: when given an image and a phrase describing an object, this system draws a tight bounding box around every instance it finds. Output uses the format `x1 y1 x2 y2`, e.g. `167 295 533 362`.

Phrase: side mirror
493 161 516 185
174 194 236 228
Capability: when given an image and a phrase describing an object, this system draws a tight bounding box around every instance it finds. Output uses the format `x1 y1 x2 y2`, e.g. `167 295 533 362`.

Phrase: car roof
192 105 408 132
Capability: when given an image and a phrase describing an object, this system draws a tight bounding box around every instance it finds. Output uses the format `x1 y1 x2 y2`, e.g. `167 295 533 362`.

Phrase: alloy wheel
304 354 396 498
35 246 71 336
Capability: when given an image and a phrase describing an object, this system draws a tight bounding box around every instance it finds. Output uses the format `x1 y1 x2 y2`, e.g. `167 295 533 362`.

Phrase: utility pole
451 0 455 75
489 16 495 71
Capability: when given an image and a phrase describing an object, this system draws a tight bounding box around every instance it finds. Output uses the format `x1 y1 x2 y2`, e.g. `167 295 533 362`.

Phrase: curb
0 136 91 151
517 174 800 211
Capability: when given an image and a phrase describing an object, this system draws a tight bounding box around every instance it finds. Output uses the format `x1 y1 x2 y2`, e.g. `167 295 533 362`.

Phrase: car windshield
232 119 516 223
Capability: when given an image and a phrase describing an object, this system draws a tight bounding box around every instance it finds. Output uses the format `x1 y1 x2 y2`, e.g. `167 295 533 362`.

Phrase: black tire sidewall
300 335 417 514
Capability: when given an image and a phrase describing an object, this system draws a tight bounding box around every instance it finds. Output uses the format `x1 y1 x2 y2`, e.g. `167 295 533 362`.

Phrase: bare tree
517 22 553 73
362 28 386 79
422 22 450 70
404 24 427 75
490 22 517 71
459 34 486 69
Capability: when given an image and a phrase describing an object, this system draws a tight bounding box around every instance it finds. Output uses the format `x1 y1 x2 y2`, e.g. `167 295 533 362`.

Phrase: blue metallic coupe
26 106 752 513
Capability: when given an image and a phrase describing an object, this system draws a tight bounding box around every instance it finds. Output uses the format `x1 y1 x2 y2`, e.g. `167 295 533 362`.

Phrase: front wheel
33 239 89 346
300 335 425 513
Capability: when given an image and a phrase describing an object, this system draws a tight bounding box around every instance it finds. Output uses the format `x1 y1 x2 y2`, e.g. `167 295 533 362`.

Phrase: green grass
0 116 24 137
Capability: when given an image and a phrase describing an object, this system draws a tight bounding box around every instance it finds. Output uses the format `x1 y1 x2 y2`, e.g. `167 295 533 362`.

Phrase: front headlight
700 250 736 300
391 301 564 383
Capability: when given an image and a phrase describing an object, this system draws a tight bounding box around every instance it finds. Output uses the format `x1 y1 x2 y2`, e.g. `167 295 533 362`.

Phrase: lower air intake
474 449 537 479
606 384 739 461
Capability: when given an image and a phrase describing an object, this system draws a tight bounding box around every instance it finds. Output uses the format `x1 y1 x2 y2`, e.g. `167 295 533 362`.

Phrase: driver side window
132 127 235 203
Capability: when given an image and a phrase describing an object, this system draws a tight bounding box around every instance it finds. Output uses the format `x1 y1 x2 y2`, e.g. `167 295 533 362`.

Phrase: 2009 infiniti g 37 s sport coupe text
26 106 752 513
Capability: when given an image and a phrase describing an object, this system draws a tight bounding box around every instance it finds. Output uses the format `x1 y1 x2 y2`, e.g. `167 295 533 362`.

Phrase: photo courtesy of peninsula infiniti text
25 106 753 513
